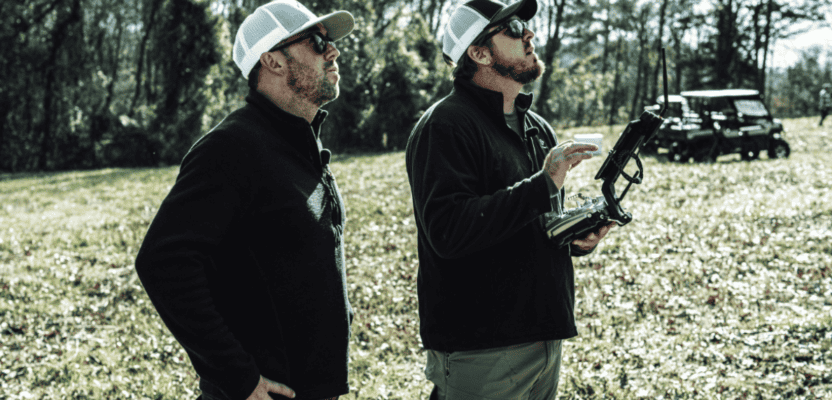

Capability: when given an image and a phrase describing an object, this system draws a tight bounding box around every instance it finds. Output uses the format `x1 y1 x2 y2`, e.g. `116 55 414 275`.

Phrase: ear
259 50 287 77
466 45 492 66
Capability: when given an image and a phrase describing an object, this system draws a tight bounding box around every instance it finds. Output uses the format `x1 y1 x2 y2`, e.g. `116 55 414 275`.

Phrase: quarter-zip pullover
406 78 590 352
135 90 351 400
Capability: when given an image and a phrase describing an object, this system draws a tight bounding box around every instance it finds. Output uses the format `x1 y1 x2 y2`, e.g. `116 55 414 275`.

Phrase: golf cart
640 89 790 162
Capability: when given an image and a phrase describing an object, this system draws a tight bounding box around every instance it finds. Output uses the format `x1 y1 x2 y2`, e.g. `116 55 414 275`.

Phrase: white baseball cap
442 0 537 65
233 0 355 78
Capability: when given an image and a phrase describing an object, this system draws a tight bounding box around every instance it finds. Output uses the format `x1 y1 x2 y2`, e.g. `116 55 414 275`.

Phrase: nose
325 42 340 61
523 27 535 42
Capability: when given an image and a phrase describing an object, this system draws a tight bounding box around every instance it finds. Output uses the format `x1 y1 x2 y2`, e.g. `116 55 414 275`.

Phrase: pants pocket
424 349 446 384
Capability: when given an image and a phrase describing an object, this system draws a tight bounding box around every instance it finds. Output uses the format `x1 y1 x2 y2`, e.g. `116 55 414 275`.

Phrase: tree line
1 0 830 172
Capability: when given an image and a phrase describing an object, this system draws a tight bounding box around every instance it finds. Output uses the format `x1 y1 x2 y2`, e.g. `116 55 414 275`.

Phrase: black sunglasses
475 19 528 45
272 31 334 54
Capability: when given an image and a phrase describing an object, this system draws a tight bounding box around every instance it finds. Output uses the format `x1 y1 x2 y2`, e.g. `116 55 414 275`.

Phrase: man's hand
571 222 616 251
542 142 599 190
246 375 295 399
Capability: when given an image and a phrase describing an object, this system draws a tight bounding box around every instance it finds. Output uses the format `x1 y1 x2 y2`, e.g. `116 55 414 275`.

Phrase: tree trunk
751 1 761 90
630 49 645 121
601 26 610 75
715 0 737 88
650 0 669 102
37 0 82 170
630 7 650 121
671 23 685 95
104 13 124 114
129 0 164 116
533 0 566 122
428 0 449 35
0 97 9 170
759 0 773 95
609 37 624 125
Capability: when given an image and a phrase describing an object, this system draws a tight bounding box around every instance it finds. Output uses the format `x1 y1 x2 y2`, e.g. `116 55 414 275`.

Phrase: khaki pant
425 340 563 400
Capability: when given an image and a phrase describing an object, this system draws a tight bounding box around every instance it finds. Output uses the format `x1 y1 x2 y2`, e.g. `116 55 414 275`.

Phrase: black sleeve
134 133 261 400
407 120 554 259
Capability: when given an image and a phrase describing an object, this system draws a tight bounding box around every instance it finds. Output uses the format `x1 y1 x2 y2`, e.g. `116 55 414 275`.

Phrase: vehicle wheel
740 148 759 161
640 142 659 156
768 140 790 159
694 152 715 163
671 152 689 163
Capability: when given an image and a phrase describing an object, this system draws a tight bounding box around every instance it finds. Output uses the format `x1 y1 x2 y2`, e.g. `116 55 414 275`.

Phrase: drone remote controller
544 195 609 248
545 49 669 248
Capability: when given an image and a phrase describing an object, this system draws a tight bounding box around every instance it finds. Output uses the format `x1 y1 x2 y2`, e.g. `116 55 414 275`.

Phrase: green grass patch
1 117 830 399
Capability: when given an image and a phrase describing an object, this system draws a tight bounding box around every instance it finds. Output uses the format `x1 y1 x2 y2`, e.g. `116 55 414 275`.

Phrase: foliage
0 0 89 171
683 0 830 92
545 55 616 129
145 0 223 164
767 46 832 118
2 0 832 171
318 7 452 152
351 14 451 151
0 0 222 171
1 117 830 398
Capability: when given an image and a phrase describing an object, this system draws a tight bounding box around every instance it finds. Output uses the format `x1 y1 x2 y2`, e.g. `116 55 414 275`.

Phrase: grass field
1 117 830 399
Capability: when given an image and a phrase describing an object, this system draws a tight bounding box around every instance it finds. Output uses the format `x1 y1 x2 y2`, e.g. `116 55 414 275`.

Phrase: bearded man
405 0 614 398
135 1 355 399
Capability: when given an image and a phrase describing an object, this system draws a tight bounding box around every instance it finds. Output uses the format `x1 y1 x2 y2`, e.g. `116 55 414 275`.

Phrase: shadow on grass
330 148 405 164
0 167 177 193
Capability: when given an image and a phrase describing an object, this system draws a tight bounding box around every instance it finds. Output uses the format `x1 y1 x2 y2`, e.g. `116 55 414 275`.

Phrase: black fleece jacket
135 90 351 400
405 79 589 352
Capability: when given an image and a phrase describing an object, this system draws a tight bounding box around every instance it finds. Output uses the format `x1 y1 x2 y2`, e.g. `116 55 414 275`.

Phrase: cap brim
293 10 355 42
488 0 537 26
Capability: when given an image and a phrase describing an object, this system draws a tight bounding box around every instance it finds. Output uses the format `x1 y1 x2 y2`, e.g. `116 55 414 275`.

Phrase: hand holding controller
544 194 615 248
572 221 616 251
545 48 670 249
542 141 599 190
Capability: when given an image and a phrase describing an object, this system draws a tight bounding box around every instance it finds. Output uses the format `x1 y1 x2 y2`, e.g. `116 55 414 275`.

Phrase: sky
769 22 831 69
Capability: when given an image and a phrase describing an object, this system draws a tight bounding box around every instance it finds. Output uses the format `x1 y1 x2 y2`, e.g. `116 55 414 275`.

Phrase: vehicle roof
680 89 760 98
657 94 686 103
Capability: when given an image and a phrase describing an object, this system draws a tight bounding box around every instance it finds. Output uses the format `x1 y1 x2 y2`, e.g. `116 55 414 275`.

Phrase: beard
285 55 339 107
492 47 544 85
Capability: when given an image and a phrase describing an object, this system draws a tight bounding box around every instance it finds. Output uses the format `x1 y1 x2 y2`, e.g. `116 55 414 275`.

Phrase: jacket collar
245 89 328 135
453 78 535 127
245 89 329 167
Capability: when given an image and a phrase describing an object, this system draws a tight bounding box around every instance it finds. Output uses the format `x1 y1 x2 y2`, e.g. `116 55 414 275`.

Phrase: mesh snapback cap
443 0 537 65
233 0 355 78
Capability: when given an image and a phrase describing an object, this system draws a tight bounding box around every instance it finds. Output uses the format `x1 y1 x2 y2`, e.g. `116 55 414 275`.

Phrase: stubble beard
493 50 544 85
285 56 339 107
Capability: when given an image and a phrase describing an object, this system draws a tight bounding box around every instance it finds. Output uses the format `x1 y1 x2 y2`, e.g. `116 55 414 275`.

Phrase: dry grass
1 117 830 399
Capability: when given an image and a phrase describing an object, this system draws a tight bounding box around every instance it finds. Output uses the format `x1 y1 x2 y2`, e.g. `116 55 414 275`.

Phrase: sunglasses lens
507 20 526 38
312 34 331 54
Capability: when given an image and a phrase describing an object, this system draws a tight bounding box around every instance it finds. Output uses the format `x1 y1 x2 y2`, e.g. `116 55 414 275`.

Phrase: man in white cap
405 0 614 398
135 2 354 399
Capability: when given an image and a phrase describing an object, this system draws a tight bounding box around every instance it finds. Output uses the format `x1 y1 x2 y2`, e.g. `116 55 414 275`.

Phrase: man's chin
495 58 544 85
515 64 543 85
326 88 340 104
327 84 339 102
311 79 339 106
316 88 339 107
